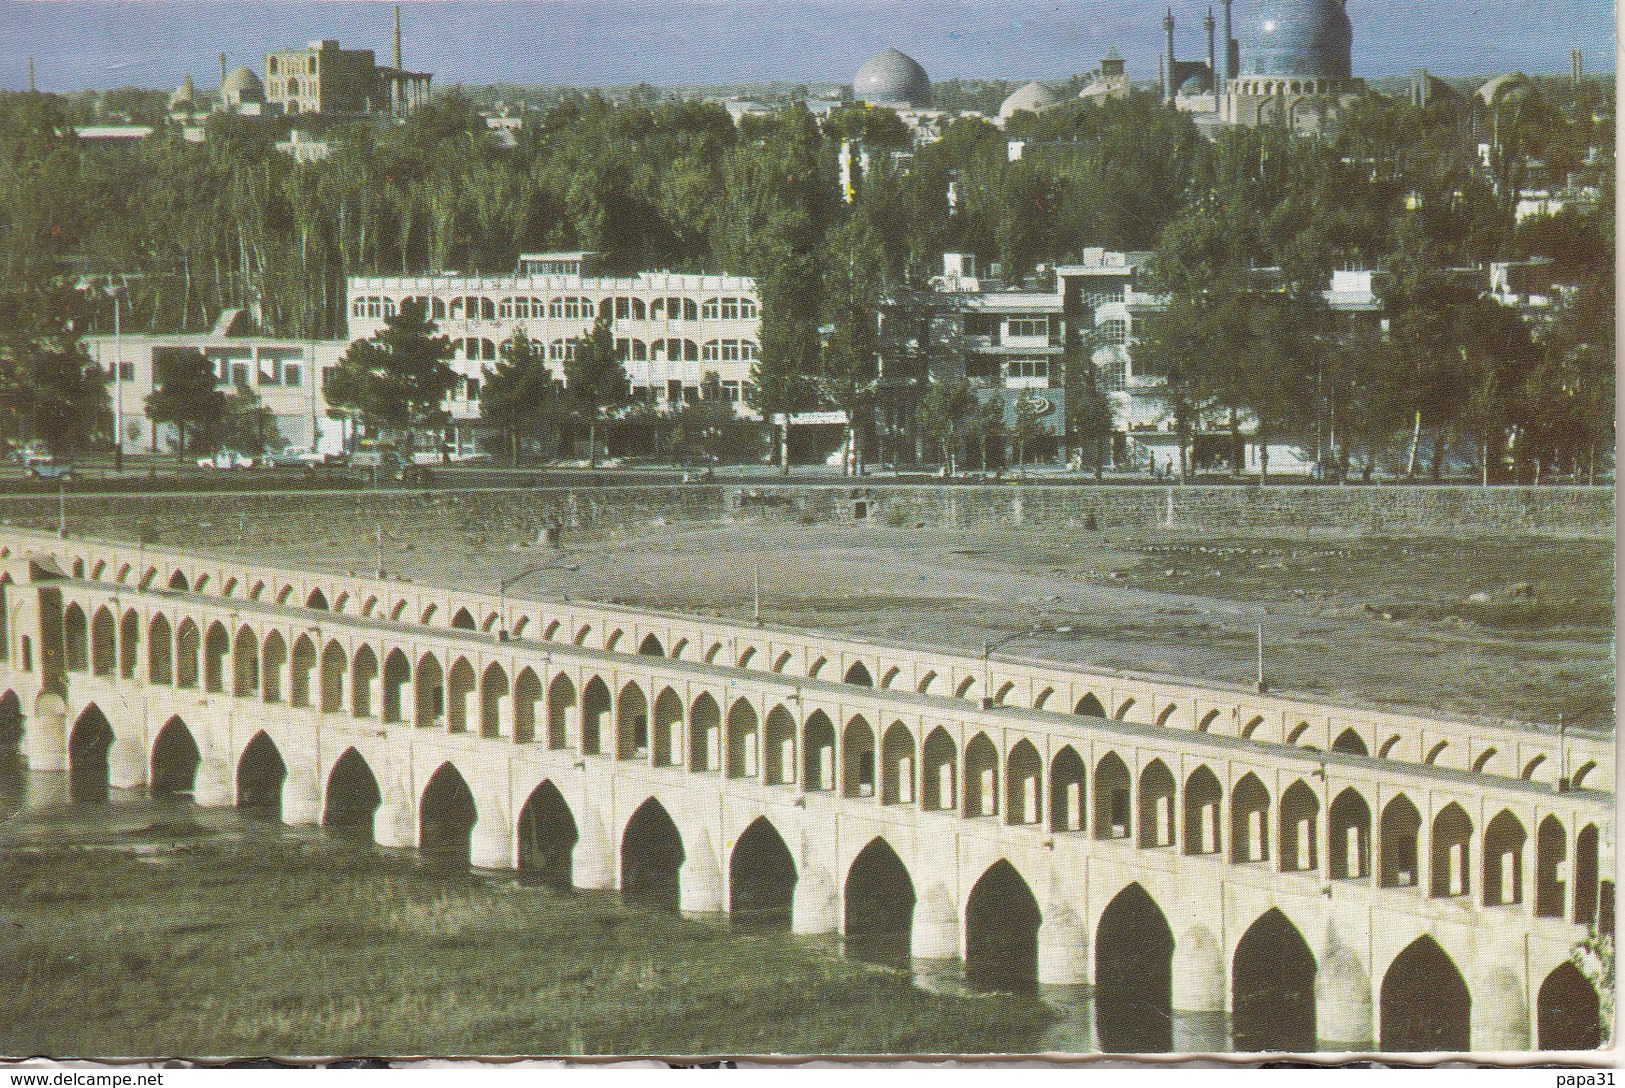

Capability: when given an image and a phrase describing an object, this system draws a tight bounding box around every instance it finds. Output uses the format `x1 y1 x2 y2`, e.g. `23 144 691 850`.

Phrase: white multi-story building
345 252 763 446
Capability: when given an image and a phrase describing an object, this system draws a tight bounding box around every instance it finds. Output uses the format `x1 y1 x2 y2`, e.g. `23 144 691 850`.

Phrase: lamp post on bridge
498 559 580 641
982 620 1074 709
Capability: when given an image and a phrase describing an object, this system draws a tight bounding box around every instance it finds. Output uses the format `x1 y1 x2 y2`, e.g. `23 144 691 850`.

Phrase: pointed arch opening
236 731 286 818
1074 692 1106 718
201 621 230 693
351 644 379 718
844 837 915 968
764 705 797 786
726 699 760 779
844 661 873 687
1093 751 1131 840
415 653 444 728
638 633 664 657
381 649 411 724
880 721 915 805
546 673 575 750
1482 808 1526 906
621 798 683 913
517 780 577 889
801 709 834 790
1380 794 1421 888
481 662 511 738
1005 739 1042 825
616 681 649 759
729 816 797 931
119 609 140 679
1182 765 1222 855
652 687 683 767
68 704 114 803
965 860 1040 994
1537 962 1602 1050
1049 745 1086 832
921 725 957 811
1230 772 1270 863
1328 787 1371 880
232 625 259 697
580 676 610 755
962 732 999 818
90 607 116 677
174 619 200 689
843 715 875 797
1535 814 1567 918
1430 801 1473 898
1332 728 1368 756
63 603 88 673
1137 759 1176 848
1095 882 1174 1052
1278 780 1320 872
513 668 542 744
420 762 478 868
305 588 328 611
1380 936 1469 1051
288 634 315 707
322 747 382 842
447 658 477 733
451 607 476 631
1232 907 1317 1052
689 692 720 772
1575 824 1601 927
150 716 201 795
319 640 347 713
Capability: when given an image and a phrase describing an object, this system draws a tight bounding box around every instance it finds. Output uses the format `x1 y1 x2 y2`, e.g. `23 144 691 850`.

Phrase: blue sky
1 0 1614 93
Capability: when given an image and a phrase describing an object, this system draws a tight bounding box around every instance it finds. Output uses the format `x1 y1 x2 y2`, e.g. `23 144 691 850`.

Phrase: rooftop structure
855 47 931 108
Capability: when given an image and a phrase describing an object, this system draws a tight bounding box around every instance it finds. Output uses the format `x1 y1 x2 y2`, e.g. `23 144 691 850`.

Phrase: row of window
631 380 750 404
266 55 319 76
352 295 758 323
965 356 1049 381
203 358 304 389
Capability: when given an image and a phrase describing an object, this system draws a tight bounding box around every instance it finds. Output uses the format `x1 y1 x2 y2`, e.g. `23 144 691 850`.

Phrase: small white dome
999 80 1062 120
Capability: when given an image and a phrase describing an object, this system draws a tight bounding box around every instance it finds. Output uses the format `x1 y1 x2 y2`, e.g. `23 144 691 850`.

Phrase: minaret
27 56 34 92
1570 49 1583 88
393 5 403 70
219 52 227 85
1204 8 1217 93
1222 0 1237 89
1163 7 1176 102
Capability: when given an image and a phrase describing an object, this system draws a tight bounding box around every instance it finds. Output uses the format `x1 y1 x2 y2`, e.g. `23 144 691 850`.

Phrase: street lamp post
982 620 1073 709
77 274 139 474
498 559 580 641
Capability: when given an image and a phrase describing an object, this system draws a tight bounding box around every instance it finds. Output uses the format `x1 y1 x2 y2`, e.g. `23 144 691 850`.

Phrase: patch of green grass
0 841 1052 1059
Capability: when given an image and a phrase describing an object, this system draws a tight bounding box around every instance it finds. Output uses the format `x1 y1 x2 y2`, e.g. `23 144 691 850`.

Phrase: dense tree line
0 76 1612 473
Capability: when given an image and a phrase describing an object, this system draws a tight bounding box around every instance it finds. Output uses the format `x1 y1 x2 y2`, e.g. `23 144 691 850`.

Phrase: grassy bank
0 832 1052 1059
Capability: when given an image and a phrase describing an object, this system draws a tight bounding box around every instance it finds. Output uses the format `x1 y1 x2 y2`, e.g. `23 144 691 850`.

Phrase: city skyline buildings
0 0 1612 95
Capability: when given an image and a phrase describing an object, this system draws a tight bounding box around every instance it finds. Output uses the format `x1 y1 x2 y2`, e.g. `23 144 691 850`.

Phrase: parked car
10 443 48 466
197 450 256 470
26 456 73 481
266 445 338 468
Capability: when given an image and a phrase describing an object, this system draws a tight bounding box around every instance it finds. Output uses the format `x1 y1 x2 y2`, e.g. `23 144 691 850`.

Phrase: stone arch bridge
0 530 1611 1054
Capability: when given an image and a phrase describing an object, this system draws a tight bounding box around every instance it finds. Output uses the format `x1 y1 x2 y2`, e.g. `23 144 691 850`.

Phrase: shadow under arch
1231 907 1316 1052
69 704 115 803
322 747 382 842
517 779 578 889
844 836 915 968
1379 935 1469 1051
729 816 797 931
1094 882 1173 1053
621 797 684 913
236 731 286 818
964 859 1040 995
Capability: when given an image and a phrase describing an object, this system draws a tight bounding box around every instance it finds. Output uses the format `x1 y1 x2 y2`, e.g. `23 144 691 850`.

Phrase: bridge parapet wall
3 529 1610 795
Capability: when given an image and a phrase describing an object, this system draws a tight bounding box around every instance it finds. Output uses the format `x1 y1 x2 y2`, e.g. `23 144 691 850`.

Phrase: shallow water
0 765 1237 1056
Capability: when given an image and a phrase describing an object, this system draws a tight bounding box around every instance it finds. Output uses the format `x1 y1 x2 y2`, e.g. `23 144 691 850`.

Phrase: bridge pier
679 827 724 914
471 814 513 869
1036 900 1089 985
374 798 417 849
25 693 65 771
573 808 614 890
193 756 234 807
280 767 323 825
1171 925 1226 1051
910 882 959 960
1472 967 1530 1051
791 867 838 935
1315 942 1373 1049
108 733 148 789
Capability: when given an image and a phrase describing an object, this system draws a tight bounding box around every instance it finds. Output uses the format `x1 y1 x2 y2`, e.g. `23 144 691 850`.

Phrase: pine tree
481 329 565 466
144 347 226 460
562 314 630 463
325 298 455 450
